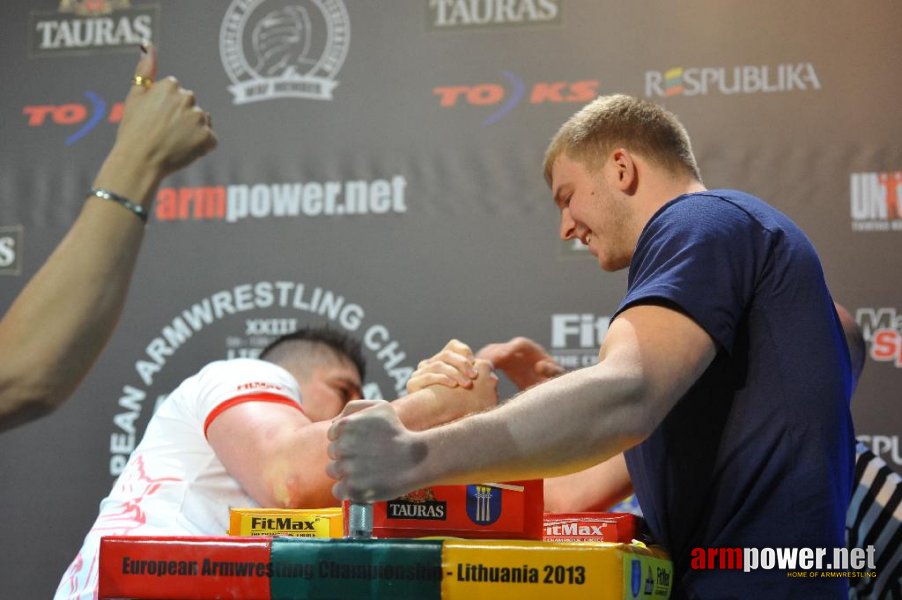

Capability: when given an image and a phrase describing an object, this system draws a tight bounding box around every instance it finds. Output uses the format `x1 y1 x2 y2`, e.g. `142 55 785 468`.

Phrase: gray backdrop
1 1 900 597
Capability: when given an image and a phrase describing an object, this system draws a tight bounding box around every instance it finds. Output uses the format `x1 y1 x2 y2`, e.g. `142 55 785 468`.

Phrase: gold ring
132 75 153 88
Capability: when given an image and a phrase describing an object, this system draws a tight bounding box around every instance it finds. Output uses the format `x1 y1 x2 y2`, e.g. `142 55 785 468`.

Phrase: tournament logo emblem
220 0 350 105
466 485 501 525
106 280 415 475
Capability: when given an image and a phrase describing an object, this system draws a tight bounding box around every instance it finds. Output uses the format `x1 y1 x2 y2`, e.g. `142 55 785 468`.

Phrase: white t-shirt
54 359 302 600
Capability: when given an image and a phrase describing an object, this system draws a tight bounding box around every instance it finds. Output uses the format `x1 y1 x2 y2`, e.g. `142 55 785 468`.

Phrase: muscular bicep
206 401 331 508
600 303 716 428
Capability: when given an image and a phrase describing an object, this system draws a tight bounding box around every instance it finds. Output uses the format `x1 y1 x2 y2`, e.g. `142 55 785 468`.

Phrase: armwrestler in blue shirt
326 94 855 600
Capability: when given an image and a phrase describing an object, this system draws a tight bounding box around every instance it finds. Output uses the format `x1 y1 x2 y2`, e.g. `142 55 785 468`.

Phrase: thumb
132 41 157 88
473 358 496 378
339 399 385 419
327 399 386 441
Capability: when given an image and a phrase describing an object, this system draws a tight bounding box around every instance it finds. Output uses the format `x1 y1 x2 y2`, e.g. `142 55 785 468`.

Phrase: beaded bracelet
88 187 148 224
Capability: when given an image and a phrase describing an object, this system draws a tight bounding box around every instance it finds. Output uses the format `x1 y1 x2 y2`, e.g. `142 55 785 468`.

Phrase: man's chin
597 256 628 272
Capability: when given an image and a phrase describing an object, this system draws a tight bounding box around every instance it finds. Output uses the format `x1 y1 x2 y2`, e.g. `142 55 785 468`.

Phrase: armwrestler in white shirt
55 326 497 600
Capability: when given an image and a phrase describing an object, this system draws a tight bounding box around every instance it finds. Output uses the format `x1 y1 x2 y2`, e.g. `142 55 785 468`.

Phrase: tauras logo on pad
387 488 447 520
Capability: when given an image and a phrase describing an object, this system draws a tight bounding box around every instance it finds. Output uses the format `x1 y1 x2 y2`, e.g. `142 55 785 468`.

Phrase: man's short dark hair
259 325 366 381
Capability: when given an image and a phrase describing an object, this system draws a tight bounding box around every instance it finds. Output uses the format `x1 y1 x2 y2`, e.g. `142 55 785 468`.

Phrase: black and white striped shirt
847 442 901 599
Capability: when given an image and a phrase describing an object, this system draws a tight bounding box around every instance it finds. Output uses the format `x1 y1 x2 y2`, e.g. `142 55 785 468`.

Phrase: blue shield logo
466 485 502 525
631 559 641 597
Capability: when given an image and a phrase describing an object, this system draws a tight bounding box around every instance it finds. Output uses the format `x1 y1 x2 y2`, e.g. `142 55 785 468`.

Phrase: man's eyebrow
333 375 362 395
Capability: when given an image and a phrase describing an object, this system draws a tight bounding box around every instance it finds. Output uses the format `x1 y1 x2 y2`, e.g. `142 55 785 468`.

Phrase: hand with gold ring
107 42 218 182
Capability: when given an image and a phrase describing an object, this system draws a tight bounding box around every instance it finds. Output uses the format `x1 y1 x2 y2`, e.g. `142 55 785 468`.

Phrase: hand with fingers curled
113 42 217 179
476 336 564 391
325 358 499 502
407 340 500 413
406 339 479 394
428 357 500 415
326 400 426 502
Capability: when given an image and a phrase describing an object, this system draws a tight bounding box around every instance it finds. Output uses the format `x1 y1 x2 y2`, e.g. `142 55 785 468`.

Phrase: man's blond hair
543 94 702 186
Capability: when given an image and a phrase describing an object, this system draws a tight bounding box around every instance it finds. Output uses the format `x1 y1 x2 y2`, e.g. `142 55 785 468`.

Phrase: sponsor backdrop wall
1 1 900 595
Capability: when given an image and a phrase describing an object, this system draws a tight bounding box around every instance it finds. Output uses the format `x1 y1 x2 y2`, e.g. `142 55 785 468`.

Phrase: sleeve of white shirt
188 359 303 438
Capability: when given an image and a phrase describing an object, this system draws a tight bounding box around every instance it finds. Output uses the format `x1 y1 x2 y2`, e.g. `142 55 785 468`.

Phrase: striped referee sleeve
846 442 902 599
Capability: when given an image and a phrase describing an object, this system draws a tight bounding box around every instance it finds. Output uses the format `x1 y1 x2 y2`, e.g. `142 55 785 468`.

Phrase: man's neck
633 177 707 233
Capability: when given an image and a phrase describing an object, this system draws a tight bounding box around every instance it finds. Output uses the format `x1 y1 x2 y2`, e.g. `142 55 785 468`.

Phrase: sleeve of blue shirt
614 193 772 355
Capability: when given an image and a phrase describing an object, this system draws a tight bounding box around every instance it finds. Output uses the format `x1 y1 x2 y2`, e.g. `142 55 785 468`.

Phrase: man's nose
559 208 577 240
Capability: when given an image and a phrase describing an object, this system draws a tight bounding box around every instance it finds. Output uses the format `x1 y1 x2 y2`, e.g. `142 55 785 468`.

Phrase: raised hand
113 42 217 178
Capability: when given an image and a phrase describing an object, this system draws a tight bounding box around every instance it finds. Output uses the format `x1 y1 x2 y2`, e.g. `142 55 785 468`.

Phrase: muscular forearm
412 364 651 488
0 149 166 430
391 387 483 431
544 454 633 513
251 389 490 508
329 305 717 503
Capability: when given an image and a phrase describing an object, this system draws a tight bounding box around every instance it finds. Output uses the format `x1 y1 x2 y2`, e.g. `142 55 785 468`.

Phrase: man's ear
611 148 638 194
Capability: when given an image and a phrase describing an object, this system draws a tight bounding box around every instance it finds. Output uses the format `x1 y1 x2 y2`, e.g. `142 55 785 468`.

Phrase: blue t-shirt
616 190 855 599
